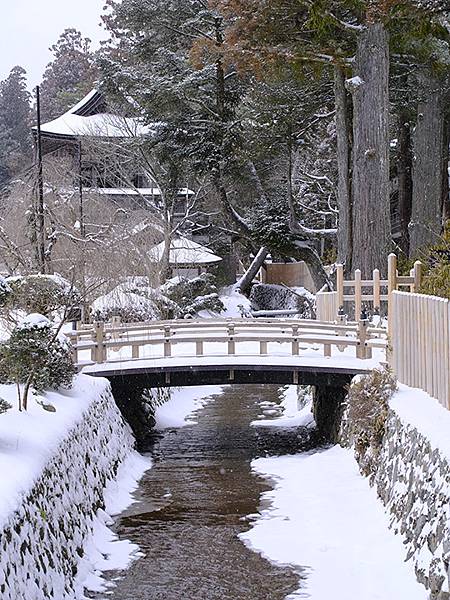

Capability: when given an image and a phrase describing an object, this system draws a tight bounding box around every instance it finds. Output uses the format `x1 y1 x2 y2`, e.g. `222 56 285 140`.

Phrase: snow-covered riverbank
0 375 150 600
244 385 427 600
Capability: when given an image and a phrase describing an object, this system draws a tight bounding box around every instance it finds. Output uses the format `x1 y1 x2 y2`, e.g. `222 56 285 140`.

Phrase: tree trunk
409 73 445 257
334 65 353 271
441 115 450 224
350 22 391 276
397 109 412 255
236 246 269 295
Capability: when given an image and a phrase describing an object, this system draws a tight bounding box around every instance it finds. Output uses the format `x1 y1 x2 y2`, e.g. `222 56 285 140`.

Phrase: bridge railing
390 291 450 409
67 317 387 367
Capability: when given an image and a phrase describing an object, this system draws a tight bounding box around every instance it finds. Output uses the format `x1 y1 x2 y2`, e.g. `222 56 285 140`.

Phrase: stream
98 384 320 600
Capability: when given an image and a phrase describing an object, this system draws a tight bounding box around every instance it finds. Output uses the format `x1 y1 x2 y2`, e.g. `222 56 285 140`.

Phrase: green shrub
419 221 450 299
1 313 76 410
161 274 225 316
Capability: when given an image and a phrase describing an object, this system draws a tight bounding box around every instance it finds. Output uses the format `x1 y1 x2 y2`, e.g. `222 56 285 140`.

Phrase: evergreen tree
39 28 98 121
0 66 32 188
216 0 450 275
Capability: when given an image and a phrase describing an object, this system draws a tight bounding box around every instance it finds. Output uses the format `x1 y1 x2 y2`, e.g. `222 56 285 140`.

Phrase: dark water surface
101 384 316 600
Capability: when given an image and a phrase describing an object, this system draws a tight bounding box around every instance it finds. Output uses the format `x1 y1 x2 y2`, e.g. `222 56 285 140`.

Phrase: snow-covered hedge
91 279 178 322
4 274 80 317
0 376 147 600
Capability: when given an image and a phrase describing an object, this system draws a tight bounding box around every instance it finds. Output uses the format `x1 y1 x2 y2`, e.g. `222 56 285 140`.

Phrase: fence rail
390 291 450 409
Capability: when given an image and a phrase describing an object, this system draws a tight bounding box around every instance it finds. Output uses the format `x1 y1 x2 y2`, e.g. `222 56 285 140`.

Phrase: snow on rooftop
36 112 151 139
148 236 222 265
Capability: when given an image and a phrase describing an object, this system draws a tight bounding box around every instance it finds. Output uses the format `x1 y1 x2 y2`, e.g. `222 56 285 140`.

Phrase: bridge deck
82 352 381 388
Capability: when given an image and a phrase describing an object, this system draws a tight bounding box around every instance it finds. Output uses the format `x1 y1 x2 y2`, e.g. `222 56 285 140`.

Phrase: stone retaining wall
0 386 135 600
344 405 450 599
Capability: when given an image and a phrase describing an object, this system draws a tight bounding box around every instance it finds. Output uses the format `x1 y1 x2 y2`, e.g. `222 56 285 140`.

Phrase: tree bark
397 109 412 255
334 65 353 271
236 246 269 294
350 22 391 276
409 73 445 257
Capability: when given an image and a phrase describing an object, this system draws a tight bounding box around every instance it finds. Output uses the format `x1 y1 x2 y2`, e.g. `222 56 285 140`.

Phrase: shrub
0 397 11 415
419 221 450 299
344 366 397 477
5 273 80 316
0 276 11 307
161 274 225 316
91 282 179 322
1 313 76 410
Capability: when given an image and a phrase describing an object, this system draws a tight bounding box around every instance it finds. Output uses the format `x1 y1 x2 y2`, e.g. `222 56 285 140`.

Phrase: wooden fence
316 254 423 323
390 291 450 409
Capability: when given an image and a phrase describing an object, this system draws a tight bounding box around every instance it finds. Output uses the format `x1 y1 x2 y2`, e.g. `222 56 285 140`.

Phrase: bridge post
292 324 299 355
354 269 362 321
356 313 370 359
228 324 235 355
336 263 344 315
94 321 106 363
413 260 423 292
388 253 397 338
164 326 171 357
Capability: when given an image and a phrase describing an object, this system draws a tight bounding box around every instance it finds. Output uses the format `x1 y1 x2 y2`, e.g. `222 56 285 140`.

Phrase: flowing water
99 384 318 600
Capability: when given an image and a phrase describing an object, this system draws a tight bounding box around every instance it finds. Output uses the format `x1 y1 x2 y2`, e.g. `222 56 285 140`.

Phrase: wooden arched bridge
68 254 449 409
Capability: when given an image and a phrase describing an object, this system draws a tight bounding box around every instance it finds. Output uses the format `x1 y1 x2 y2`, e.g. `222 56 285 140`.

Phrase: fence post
354 269 362 322
228 323 235 355
336 263 344 315
413 260 423 292
94 321 106 363
292 324 299 355
373 268 380 315
388 253 397 337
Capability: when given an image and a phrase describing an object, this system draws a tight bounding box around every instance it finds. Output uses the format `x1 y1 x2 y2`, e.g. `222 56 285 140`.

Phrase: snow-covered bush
161 273 225 316
250 283 315 318
0 397 11 414
0 314 75 410
0 276 11 307
343 366 397 477
91 280 178 323
4 273 80 317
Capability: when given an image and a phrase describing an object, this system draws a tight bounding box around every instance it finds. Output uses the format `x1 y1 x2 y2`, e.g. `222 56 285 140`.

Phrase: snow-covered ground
245 385 427 600
241 445 426 599
0 375 109 526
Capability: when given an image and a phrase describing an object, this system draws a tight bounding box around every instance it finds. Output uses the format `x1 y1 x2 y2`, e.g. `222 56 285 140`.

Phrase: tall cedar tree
0 66 32 188
216 0 450 275
39 29 98 122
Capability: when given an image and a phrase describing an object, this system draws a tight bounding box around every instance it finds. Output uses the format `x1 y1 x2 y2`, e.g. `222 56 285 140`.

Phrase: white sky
0 0 108 89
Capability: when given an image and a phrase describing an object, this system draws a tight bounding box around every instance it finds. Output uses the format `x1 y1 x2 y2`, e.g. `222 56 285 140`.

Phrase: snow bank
251 385 314 428
154 385 223 429
0 375 150 600
241 446 427 599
